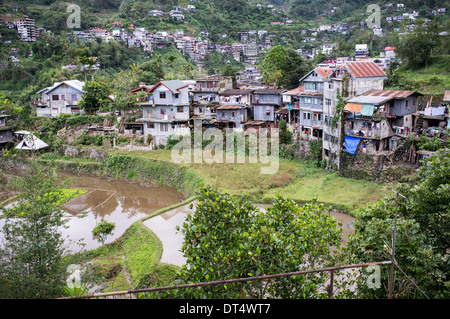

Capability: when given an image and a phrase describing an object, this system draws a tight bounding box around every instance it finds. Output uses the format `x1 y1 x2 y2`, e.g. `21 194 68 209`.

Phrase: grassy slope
110 149 390 210
386 55 450 95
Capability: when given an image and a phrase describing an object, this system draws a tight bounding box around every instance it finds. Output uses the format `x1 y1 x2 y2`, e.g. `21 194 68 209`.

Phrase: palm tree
167 55 176 68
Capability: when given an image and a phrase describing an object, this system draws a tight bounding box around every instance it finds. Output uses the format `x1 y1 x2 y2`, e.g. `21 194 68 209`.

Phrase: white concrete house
134 80 191 146
35 80 85 117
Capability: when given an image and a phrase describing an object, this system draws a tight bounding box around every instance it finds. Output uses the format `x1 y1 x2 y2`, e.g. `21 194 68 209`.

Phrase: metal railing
59 261 391 300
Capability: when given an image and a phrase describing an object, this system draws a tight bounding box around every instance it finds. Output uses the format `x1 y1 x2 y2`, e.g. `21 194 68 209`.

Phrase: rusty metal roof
362 89 423 98
314 68 333 78
217 105 246 110
343 61 387 78
283 86 304 95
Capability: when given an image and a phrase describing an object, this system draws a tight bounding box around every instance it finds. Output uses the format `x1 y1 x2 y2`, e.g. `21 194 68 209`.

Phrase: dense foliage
167 185 349 298
0 161 73 298
347 148 450 298
261 45 312 89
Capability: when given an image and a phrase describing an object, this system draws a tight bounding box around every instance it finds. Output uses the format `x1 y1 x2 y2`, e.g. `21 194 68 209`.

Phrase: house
191 76 233 123
16 17 35 42
34 80 85 117
384 46 396 59
133 80 190 146
296 68 333 140
216 89 254 130
251 88 286 127
322 61 388 166
355 44 369 58
342 90 423 155
418 91 450 131
0 115 13 150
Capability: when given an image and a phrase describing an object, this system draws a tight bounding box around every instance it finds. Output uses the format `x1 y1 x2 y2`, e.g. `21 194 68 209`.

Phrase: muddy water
0 170 186 252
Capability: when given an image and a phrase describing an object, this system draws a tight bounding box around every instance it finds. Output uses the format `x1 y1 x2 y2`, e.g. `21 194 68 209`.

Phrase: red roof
362 89 422 99
217 105 246 110
385 46 396 51
344 61 387 78
314 68 333 78
283 87 304 95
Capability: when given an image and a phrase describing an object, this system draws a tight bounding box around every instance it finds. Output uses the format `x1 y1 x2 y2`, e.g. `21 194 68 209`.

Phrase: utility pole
388 190 406 299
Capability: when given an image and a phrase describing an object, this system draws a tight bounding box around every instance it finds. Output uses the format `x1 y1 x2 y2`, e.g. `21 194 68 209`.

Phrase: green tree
0 162 74 298
92 221 116 245
396 19 441 69
347 148 450 298
261 45 312 89
170 186 347 298
78 81 111 115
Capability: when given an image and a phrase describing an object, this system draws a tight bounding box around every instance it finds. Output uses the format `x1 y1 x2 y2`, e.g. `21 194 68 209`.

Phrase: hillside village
0 0 449 301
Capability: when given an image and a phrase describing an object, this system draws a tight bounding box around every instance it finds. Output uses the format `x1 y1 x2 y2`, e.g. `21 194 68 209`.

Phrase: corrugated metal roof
217 105 246 110
221 89 254 95
299 92 323 97
362 89 420 98
254 88 286 94
347 95 392 105
283 86 304 95
344 61 387 78
314 68 333 78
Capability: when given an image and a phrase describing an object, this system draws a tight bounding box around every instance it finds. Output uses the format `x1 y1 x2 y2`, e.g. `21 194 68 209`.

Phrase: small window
52 95 59 101
72 94 78 101
174 93 180 99
177 106 184 113
147 123 154 129
160 92 166 99
160 123 168 132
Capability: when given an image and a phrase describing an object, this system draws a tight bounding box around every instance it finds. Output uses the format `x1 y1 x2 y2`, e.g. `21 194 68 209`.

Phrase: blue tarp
345 136 361 154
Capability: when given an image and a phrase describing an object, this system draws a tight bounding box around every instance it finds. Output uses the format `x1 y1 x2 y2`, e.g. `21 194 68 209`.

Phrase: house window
61 84 69 89
325 99 331 106
174 93 180 99
305 82 316 90
147 123 154 129
52 95 59 101
177 106 184 113
304 97 312 104
72 94 78 101
160 123 168 132
231 111 236 119
160 92 166 99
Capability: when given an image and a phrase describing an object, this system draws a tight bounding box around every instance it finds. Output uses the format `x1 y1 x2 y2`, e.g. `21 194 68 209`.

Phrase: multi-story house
134 80 190 146
343 90 423 155
0 115 13 150
191 76 233 123
322 61 387 166
34 80 85 117
16 17 36 42
296 68 333 140
216 89 254 130
250 89 286 128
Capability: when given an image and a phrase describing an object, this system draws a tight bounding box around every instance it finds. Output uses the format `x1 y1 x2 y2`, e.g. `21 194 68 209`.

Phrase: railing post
327 270 335 299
